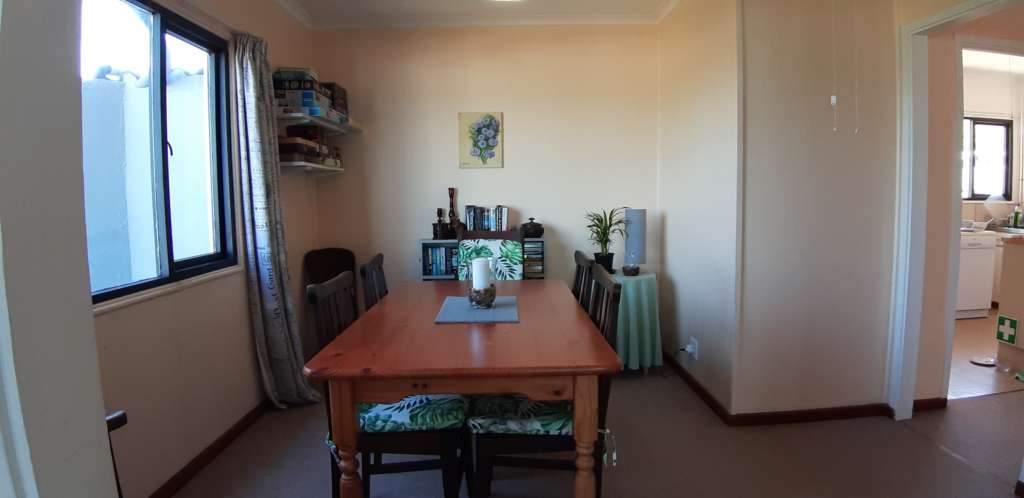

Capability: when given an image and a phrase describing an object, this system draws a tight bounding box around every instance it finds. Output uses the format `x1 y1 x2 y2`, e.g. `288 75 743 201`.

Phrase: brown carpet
172 373 1023 498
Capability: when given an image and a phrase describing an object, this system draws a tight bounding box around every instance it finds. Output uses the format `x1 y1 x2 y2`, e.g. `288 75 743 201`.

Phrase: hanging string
831 0 839 132
853 0 860 135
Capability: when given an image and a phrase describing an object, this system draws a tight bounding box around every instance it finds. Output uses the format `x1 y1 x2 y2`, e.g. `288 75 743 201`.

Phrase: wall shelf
276 113 362 135
280 161 344 175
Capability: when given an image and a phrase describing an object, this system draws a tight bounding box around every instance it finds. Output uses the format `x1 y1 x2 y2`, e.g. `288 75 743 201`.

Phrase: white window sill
92 264 244 316
963 200 1017 205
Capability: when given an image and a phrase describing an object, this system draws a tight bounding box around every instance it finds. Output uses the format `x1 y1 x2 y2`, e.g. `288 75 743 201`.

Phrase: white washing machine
957 230 998 319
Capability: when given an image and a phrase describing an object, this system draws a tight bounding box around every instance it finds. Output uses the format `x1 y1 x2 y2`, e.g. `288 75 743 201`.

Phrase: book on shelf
464 205 510 232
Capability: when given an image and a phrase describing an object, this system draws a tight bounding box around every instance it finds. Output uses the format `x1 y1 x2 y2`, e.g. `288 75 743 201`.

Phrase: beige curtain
234 32 318 408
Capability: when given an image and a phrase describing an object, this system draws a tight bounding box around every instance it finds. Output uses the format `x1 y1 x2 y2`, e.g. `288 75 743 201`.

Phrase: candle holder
467 284 496 309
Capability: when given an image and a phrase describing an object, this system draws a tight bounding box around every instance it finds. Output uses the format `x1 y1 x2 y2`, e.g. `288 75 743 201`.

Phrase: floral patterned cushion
457 239 524 281
358 395 469 433
467 395 573 436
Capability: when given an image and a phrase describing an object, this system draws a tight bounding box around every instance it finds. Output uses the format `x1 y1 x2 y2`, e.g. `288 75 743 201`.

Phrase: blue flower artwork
459 112 504 168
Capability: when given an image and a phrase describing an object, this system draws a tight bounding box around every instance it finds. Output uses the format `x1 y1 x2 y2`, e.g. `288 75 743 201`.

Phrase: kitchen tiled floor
948 309 1024 399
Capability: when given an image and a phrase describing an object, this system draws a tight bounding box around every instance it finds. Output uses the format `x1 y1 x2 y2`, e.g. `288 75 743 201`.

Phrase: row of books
465 205 510 232
424 246 460 276
524 240 544 278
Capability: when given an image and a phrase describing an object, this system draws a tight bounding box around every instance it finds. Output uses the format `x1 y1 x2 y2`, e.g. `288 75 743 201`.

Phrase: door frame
890 0 1023 420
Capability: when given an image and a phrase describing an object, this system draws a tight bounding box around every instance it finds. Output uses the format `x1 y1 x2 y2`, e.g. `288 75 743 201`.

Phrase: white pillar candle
471 257 491 290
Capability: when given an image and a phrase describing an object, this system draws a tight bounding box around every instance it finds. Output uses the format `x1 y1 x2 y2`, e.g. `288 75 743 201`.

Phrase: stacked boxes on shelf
278 121 342 169
523 239 545 279
272 67 349 125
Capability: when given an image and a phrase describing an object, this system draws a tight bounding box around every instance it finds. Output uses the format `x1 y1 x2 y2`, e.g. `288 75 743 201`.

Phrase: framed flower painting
459 112 504 169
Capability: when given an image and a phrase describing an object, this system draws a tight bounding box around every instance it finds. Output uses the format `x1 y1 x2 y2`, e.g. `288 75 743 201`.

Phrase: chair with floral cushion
467 262 621 498
308 271 469 498
457 230 524 281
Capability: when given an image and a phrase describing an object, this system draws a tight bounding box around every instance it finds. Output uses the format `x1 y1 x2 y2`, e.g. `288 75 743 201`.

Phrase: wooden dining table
304 279 622 498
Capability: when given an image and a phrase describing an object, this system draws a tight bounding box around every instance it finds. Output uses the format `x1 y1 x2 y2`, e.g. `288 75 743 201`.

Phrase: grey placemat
435 296 519 324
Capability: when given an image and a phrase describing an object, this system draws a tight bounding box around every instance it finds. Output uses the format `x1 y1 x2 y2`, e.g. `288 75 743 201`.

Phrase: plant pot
594 253 614 273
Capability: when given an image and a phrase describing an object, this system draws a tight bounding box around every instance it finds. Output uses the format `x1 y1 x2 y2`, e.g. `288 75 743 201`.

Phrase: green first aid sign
997 315 1018 346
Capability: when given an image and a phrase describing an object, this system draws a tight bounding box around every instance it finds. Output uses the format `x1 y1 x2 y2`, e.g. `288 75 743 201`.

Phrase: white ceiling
963 49 1024 74
276 0 677 29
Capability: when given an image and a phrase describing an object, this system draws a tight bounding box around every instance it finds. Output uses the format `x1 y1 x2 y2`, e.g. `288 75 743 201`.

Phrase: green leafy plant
585 208 626 255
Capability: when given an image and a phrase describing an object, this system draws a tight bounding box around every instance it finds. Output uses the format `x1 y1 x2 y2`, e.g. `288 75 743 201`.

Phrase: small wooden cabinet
418 238 545 281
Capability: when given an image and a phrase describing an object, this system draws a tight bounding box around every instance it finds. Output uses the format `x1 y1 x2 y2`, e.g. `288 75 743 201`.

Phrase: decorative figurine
447 187 466 234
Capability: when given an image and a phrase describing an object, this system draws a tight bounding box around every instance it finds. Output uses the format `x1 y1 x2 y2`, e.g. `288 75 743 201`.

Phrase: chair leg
462 430 475 492
330 454 340 498
440 433 461 498
361 451 372 498
471 438 494 498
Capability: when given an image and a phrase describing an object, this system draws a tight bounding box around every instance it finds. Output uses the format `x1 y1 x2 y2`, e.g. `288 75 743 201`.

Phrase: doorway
948 44 1024 399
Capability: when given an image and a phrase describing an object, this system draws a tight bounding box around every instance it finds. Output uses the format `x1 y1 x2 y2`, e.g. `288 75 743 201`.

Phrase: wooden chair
308 271 467 498
572 250 595 312
456 230 525 281
468 263 621 498
106 410 127 498
304 247 358 320
359 253 389 311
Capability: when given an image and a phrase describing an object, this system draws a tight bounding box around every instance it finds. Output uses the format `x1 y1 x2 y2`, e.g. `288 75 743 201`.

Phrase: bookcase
419 238 545 281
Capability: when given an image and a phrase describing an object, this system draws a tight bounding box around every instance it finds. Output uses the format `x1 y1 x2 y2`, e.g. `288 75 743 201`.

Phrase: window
962 117 1013 201
80 0 234 302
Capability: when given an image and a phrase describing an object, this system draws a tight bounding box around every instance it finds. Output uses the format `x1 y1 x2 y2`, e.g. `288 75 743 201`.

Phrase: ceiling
962 49 1024 74
276 0 677 29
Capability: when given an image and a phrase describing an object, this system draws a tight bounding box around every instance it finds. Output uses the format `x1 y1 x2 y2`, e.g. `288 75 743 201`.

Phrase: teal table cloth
612 271 662 370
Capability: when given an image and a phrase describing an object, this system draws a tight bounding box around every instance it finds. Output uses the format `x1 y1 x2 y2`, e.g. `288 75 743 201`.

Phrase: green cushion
358 395 469 433
467 395 573 436
457 240 524 281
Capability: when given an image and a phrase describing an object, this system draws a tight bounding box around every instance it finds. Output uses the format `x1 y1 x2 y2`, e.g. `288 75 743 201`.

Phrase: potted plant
585 208 626 272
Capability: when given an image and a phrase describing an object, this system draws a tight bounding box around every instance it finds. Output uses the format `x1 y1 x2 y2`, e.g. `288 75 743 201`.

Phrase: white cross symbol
1000 322 1016 339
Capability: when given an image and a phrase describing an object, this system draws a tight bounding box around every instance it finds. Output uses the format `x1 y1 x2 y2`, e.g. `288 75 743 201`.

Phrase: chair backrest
304 248 358 316
457 230 525 282
306 271 357 351
590 263 621 429
572 250 595 312
359 253 389 311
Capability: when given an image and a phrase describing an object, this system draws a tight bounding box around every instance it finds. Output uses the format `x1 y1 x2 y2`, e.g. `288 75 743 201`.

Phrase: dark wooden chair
308 271 466 498
359 253 389 311
304 247 358 321
469 263 621 498
572 250 595 312
106 410 127 498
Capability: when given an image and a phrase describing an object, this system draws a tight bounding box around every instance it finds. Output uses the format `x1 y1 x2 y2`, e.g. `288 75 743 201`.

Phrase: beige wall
0 0 119 496
735 0 898 413
657 0 740 410
92 1 318 497
311 25 661 286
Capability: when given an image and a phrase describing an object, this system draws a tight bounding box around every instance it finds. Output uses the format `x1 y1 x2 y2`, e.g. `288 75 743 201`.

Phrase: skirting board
149 401 267 498
662 353 946 426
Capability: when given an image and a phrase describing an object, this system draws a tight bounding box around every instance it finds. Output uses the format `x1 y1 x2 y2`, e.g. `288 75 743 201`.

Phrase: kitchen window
962 117 1013 201
80 0 234 303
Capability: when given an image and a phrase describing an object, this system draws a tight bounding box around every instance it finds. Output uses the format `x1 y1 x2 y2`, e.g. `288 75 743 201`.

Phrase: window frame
90 0 236 303
962 116 1013 202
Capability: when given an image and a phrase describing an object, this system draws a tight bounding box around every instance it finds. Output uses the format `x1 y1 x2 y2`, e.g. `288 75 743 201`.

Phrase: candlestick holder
467 284 496 309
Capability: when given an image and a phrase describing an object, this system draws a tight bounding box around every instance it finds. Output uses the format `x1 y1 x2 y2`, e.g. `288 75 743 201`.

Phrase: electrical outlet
681 337 699 361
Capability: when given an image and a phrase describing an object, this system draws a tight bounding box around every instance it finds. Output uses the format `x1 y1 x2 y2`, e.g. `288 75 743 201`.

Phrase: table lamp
623 208 646 276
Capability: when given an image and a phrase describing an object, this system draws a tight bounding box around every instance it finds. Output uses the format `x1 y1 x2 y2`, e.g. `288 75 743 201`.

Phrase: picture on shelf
459 112 504 169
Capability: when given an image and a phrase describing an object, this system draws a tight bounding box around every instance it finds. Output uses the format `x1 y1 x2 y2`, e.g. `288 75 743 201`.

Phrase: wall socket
682 337 699 361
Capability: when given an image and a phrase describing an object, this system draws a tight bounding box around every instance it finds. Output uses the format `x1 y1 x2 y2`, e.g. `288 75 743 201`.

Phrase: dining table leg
573 375 598 498
330 380 364 498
